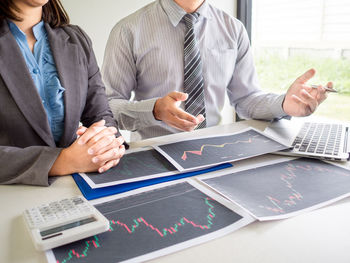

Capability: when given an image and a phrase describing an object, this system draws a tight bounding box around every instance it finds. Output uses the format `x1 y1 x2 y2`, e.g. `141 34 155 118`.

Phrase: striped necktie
183 13 207 129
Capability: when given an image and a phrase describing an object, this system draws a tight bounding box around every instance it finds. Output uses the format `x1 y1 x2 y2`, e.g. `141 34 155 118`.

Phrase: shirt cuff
271 94 290 119
137 97 162 127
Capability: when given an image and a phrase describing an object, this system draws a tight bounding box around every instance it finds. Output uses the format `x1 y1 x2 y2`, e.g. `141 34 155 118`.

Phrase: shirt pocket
203 48 237 88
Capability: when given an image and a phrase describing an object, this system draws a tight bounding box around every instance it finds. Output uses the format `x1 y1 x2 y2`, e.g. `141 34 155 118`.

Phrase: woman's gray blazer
0 20 119 186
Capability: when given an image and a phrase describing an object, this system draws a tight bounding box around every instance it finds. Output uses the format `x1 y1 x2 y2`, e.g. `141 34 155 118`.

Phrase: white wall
61 0 237 66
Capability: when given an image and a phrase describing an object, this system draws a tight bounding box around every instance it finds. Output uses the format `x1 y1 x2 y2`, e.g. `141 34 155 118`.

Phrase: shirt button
33 68 39 74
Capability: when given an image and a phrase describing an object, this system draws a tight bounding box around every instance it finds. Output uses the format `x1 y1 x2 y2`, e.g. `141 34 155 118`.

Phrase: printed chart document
153 128 290 171
46 180 254 263
79 148 178 188
200 157 350 221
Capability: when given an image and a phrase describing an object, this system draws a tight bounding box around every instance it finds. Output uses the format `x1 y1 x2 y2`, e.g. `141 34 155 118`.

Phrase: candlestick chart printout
154 129 289 171
49 182 246 263
80 149 177 188
202 158 350 220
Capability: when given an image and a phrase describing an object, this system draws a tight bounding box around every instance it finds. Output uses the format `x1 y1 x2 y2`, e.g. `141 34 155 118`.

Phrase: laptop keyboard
292 122 342 156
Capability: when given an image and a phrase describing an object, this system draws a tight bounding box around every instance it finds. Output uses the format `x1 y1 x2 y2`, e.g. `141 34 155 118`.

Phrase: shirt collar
160 0 212 27
7 20 45 41
32 21 45 40
196 1 212 20
7 20 26 42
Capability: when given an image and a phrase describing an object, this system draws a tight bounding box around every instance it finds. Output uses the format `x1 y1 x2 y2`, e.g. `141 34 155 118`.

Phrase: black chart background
86 149 176 185
53 182 242 263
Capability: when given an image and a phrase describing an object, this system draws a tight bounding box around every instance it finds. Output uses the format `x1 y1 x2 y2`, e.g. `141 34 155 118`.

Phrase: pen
311 84 337 93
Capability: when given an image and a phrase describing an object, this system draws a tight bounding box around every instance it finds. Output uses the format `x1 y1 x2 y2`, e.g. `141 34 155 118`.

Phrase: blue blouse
8 21 65 144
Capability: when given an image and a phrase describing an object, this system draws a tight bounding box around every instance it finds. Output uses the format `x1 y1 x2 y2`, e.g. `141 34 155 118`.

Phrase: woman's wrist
49 148 75 176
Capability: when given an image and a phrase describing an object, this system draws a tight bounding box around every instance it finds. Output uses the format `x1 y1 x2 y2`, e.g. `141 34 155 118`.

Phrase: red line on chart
181 135 260 161
260 163 349 213
259 164 306 213
56 197 216 263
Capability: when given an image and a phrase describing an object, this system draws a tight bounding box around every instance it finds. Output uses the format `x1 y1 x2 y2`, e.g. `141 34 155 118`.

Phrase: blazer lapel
0 21 55 147
45 24 81 147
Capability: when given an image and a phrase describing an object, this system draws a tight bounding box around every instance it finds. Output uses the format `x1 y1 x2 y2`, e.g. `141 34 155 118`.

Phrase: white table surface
1 120 350 263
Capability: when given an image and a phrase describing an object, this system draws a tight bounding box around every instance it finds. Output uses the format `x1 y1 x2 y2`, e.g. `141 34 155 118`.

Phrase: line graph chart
81 149 177 187
154 129 289 171
108 197 215 236
181 137 254 161
55 197 215 263
51 182 243 263
203 158 350 220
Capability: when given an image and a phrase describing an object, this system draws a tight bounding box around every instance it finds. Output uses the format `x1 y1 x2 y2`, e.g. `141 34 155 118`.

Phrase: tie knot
183 13 199 28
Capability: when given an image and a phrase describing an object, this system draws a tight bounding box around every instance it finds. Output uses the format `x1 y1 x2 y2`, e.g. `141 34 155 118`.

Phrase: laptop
264 118 350 161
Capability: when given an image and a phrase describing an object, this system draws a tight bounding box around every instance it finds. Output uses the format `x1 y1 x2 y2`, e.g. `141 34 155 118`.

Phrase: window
249 0 350 121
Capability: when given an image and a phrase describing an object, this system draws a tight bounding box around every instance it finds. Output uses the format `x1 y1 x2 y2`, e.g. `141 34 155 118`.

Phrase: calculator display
40 217 96 238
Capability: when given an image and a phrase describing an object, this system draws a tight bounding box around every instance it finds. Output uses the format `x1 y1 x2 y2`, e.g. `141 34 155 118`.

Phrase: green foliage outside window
255 54 350 121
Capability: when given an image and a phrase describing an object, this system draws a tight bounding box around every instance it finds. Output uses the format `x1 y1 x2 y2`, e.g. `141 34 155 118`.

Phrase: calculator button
24 196 95 229
72 198 84 205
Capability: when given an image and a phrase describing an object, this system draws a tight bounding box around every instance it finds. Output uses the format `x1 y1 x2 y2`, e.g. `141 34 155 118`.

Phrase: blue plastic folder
72 163 232 200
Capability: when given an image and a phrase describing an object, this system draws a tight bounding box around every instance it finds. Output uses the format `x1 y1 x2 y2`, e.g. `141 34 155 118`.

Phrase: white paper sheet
198 157 350 221
79 147 179 189
153 128 290 171
45 179 255 263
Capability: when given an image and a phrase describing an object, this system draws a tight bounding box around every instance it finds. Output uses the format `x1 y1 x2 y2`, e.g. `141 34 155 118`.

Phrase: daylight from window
252 0 350 121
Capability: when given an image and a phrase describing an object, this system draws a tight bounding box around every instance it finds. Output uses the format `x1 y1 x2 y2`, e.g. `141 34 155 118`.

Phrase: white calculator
23 196 110 251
